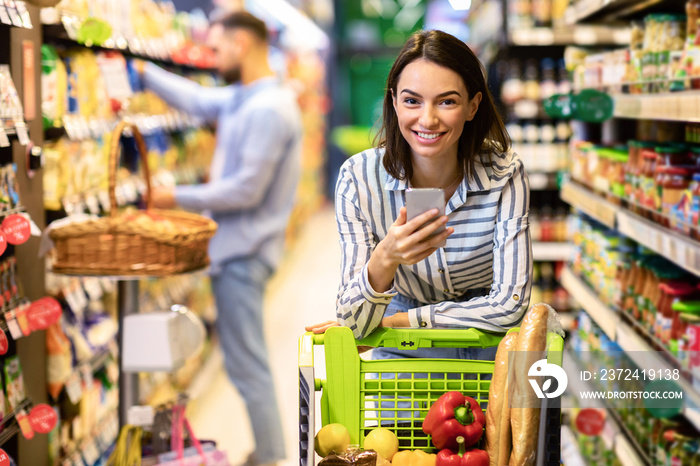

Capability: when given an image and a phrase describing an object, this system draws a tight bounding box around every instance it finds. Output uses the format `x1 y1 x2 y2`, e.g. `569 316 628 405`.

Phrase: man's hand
151 186 176 209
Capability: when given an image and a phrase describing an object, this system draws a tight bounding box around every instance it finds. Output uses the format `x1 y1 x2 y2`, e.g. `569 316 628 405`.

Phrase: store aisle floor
189 204 340 466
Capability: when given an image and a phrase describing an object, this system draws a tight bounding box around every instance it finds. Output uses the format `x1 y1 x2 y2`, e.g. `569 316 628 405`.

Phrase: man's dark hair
212 11 268 42
377 29 511 182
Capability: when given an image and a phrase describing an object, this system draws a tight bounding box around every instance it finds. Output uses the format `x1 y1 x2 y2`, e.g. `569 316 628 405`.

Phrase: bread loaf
485 331 518 466
509 304 549 466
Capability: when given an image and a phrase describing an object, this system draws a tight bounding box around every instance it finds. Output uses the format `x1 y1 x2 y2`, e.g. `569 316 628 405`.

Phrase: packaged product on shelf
41 45 67 130
4 355 25 410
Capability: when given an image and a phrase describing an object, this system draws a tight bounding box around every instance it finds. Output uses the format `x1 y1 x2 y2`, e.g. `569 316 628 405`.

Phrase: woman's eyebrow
400 89 461 98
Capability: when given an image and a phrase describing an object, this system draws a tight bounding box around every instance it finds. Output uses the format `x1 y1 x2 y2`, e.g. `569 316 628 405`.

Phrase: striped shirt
335 146 532 340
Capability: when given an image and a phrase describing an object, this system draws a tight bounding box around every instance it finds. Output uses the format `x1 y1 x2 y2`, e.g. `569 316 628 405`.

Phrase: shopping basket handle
356 327 504 349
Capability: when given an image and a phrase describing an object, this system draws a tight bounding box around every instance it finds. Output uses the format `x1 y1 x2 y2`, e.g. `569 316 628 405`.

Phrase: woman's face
392 59 482 163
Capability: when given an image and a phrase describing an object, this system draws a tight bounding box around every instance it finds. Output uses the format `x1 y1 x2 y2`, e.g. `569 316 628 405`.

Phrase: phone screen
406 188 446 235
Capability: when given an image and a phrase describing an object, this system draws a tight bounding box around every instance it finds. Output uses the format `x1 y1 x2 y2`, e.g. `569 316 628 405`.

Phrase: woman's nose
418 105 438 128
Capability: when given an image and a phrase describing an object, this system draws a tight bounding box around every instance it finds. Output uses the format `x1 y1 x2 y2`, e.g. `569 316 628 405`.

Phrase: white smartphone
406 188 446 243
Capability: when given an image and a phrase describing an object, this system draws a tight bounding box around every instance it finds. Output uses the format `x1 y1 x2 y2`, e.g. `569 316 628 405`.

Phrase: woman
308 29 531 359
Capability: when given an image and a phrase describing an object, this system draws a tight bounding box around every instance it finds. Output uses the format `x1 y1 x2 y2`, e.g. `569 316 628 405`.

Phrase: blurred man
136 11 301 466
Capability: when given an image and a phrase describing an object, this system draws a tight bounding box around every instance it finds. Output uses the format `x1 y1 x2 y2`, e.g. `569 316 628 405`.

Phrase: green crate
298 326 564 465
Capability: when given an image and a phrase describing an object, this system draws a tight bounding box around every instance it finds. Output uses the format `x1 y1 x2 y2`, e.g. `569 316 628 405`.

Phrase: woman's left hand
380 313 411 328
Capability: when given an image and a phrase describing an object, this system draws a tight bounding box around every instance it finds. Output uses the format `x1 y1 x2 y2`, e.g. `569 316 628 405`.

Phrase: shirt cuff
359 264 397 304
408 306 432 328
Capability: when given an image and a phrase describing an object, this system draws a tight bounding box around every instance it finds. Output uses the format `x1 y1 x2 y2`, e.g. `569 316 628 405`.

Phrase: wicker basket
49 120 217 276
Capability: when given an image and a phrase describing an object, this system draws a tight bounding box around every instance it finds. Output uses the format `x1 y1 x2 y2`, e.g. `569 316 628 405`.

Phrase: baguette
509 304 549 466
485 331 518 466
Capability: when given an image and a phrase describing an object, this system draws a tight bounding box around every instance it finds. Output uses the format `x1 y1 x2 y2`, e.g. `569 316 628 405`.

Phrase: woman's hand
381 313 411 328
378 207 453 267
304 320 339 334
368 207 453 292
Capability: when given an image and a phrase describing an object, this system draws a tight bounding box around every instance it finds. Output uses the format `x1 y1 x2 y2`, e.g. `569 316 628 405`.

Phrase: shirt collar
234 76 280 99
383 158 492 194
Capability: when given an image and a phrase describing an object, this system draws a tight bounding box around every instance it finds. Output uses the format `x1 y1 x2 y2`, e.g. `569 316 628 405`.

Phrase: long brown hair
377 30 510 181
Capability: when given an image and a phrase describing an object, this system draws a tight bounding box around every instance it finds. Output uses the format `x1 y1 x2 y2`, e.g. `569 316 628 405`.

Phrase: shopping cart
298 326 564 466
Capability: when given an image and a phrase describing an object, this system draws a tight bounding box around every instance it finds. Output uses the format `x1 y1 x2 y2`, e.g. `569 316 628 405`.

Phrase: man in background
136 11 302 466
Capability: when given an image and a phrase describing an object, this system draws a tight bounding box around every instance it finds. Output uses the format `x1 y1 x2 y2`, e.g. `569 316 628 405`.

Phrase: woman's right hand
377 207 453 267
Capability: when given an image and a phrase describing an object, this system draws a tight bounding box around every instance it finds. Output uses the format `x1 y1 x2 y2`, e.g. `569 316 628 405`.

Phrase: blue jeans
370 293 498 423
211 257 285 463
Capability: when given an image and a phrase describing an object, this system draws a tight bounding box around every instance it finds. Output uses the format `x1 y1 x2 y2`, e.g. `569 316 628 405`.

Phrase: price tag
0 449 11 466
0 127 10 148
16 409 34 440
29 404 58 434
4 310 22 340
2 214 31 245
14 1 30 28
16 302 31 337
12 118 28 146
575 408 606 436
0 328 8 355
27 297 62 331
0 4 11 25
65 370 83 404
5 0 23 27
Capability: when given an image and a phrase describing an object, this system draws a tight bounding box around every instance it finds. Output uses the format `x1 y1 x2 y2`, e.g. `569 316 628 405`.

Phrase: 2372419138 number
599 368 680 381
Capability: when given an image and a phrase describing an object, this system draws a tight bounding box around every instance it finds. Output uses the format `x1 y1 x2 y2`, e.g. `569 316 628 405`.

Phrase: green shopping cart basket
298 326 564 466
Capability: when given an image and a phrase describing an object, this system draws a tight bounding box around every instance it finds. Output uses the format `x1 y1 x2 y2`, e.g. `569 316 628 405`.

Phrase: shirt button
443 289 449 293
513 294 520 301
438 269 445 274
420 322 427 327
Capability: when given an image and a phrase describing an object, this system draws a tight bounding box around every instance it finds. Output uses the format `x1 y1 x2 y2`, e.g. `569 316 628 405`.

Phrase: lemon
314 423 351 457
364 428 399 461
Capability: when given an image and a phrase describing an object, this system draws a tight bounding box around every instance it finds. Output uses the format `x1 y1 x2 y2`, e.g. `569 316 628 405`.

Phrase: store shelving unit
564 0 684 24
532 241 572 262
508 25 630 46
613 92 700 123
561 266 700 432
562 180 700 277
562 349 648 466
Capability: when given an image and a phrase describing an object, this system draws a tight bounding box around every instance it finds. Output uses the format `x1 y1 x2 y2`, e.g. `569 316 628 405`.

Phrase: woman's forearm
367 241 399 293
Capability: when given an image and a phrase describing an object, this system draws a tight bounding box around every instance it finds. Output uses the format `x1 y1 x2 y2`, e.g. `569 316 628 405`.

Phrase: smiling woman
306 30 532 365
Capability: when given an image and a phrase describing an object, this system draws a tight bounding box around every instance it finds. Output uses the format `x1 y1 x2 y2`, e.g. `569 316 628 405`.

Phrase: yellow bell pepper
392 450 437 466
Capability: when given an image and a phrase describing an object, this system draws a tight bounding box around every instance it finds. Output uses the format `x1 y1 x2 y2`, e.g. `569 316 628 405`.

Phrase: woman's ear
391 89 397 112
466 91 483 121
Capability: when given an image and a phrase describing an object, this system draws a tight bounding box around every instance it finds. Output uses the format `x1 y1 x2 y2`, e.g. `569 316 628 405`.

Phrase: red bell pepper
422 391 485 450
436 436 489 466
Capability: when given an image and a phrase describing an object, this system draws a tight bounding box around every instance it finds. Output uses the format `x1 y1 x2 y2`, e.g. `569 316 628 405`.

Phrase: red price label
29 404 58 434
2 214 30 245
27 297 62 331
0 230 7 256
575 408 606 436
0 449 10 466
0 328 8 355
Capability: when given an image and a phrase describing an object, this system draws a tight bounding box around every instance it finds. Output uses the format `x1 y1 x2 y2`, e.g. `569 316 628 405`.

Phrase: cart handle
299 327 505 366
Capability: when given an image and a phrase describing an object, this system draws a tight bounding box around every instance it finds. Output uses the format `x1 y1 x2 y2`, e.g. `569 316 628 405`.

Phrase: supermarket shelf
613 92 700 123
561 266 618 340
563 349 648 466
562 266 700 433
508 26 630 46
532 242 572 262
562 180 700 277
42 22 216 72
565 0 683 24
0 398 33 447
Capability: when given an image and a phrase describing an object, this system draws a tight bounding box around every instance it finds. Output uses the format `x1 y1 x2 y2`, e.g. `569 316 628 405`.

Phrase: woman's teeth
417 132 441 139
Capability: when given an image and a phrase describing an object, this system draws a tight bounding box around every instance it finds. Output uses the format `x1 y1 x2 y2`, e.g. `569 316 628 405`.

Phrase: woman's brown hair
377 29 510 181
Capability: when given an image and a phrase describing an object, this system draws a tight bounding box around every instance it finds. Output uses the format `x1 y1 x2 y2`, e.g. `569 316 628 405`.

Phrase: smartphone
406 188 446 244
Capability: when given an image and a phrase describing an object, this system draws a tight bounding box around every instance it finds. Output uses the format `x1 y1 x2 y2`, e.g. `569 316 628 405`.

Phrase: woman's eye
403 98 419 105
441 99 456 105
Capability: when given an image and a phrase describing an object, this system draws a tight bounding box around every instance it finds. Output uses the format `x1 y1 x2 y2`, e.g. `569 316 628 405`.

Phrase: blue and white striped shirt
335 146 532 340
